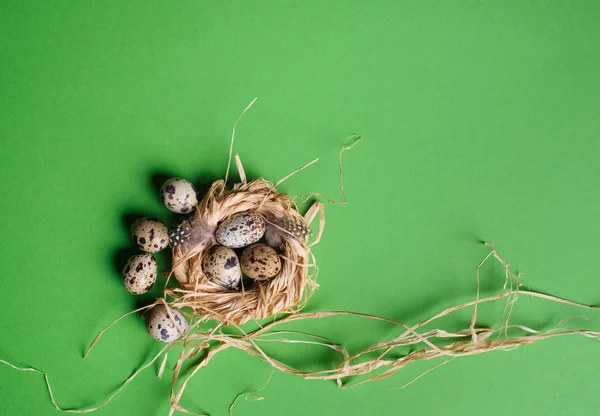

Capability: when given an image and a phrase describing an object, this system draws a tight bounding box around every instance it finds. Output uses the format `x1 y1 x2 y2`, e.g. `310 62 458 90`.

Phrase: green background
1 1 599 415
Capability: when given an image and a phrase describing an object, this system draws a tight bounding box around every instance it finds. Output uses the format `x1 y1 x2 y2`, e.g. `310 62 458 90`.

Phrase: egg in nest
240 243 281 280
215 210 265 248
202 245 242 289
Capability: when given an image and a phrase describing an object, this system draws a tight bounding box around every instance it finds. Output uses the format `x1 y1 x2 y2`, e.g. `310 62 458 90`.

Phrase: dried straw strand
165 242 600 413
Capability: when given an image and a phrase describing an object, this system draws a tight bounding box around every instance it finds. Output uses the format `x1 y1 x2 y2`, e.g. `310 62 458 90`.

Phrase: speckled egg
130 217 169 253
160 178 198 214
144 305 188 343
202 245 242 289
122 253 158 294
215 210 265 248
240 243 282 280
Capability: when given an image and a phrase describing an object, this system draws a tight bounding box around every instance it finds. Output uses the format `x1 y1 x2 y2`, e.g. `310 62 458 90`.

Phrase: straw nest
166 155 322 325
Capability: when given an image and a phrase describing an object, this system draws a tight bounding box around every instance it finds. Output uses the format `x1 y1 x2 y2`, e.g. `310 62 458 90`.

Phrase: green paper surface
1 1 600 415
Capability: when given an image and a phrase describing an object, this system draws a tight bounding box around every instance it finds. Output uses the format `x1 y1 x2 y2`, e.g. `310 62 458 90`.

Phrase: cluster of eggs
202 210 282 289
121 178 197 343
120 177 290 343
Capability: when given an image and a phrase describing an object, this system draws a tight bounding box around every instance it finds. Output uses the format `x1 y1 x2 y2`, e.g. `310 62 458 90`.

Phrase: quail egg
202 245 242 289
145 304 188 342
122 253 158 294
160 178 198 214
240 243 281 280
215 210 265 248
130 217 169 253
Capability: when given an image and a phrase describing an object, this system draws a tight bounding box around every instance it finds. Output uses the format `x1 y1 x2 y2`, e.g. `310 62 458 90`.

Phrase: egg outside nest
160 178 198 214
144 304 188 343
130 217 169 253
122 253 158 295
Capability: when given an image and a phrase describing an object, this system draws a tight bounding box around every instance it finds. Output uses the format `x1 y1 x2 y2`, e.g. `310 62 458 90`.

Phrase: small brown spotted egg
122 253 157 295
130 217 169 253
144 305 188 343
215 210 265 248
160 178 198 214
240 243 281 281
202 245 242 289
